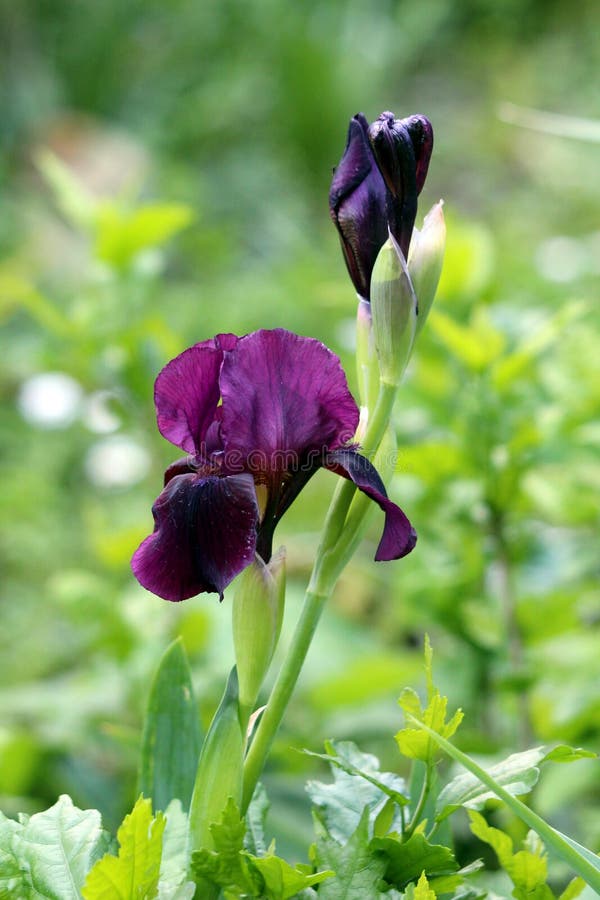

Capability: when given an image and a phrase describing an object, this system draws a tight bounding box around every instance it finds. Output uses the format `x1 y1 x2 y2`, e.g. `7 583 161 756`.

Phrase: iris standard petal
329 113 390 300
131 472 259 601
220 329 359 470
325 448 417 560
154 344 224 456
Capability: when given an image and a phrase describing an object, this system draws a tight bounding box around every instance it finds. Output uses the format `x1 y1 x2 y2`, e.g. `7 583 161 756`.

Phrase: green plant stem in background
408 716 600 893
242 380 398 810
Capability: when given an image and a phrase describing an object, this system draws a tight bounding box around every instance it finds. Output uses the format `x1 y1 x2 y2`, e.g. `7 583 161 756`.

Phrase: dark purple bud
329 113 389 300
368 112 433 259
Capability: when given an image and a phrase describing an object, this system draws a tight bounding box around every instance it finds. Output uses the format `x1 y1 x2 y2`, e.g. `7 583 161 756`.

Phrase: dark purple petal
131 472 258 601
329 113 390 300
404 115 434 195
154 344 224 456
325 448 417 560
368 112 419 260
220 329 359 469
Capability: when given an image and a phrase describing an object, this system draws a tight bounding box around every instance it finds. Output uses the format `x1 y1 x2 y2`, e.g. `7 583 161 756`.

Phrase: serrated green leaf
313 808 387 899
428 859 484 894
468 810 513 868
437 747 547 819
306 741 407 842
370 831 457 889
305 740 408 808
414 871 437 900
245 852 333 899
191 798 257 896
11 795 109 900
139 638 201 813
82 796 165 900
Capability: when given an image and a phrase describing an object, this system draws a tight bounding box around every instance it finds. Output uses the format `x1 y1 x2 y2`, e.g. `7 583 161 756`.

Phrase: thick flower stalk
132 328 416 603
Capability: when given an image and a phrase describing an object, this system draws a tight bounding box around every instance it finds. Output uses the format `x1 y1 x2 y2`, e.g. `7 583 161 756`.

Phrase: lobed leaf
313 808 387 899
12 795 110 900
82 796 165 899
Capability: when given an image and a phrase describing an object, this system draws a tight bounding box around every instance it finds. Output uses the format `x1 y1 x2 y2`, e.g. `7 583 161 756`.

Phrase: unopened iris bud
232 549 285 724
188 667 244 855
368 112 433 261
370 233 417 386
330 110 433 301
329 113 389 300
408 201 446 337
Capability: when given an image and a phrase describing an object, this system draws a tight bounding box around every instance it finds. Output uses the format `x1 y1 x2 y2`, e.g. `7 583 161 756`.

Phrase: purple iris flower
329 110 433 300
132 328 416 602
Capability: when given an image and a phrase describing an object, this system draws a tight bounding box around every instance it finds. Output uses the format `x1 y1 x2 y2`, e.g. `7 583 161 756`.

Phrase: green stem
409 716 600 892
242 380 398 810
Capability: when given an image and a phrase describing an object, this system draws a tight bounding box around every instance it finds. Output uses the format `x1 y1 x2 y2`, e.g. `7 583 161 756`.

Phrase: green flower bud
408 201 446 337
370 232 417 386
233 549 285 723
188 667 244 855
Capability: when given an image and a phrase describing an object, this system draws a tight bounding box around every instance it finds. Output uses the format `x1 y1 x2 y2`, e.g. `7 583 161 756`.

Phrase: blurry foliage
0 0 598 873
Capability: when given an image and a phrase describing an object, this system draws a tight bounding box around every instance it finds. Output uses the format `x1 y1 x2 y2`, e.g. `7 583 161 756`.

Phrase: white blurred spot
17 372 83 429
84 436 151 489
81 391 121 434
535 236 587 283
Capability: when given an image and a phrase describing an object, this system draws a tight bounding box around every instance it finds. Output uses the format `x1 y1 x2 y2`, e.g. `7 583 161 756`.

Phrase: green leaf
469 812 556 900
313 808 387 899
95 203 194 268
370 832 457 889
10 795 109 900
157 800 191 896
245 853 333 899
0 812 28 898
437 747 547 819
305 740 409 807
558 878 586 900
437 745 597 820
82 796 165 899
191 798 256 896
139 638 202 813
543 746 597 764
244 783 270 856
306 741 407 843
413 871 437 900
396 689 463 764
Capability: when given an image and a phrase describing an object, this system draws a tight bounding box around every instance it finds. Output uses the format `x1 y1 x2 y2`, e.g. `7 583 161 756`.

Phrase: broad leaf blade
12 795 108 900
436 747 547 819
139 638 201 812
370 831 457 889
313 808 387 899
82 796 165 899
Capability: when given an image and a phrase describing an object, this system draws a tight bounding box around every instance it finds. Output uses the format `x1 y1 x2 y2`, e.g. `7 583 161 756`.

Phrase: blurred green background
1 0 599 885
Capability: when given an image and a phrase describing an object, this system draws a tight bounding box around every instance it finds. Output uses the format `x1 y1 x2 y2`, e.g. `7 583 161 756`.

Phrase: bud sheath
370 234 417 386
